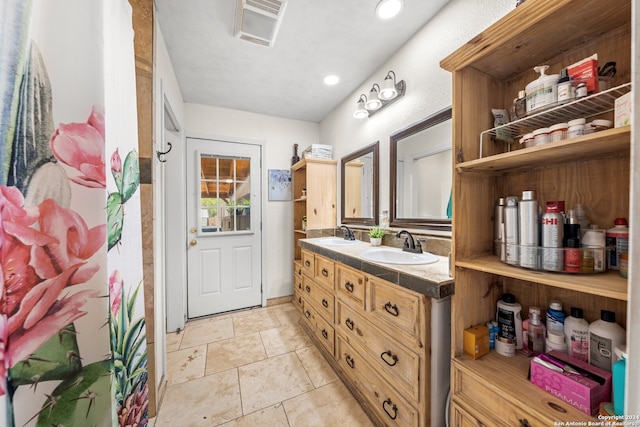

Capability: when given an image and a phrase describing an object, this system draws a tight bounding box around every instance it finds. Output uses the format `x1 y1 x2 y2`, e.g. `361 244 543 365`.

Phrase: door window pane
199 154 251 233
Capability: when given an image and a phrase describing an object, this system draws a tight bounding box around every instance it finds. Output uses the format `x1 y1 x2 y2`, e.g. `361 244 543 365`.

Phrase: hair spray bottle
504 196 519 265
519 190 539 269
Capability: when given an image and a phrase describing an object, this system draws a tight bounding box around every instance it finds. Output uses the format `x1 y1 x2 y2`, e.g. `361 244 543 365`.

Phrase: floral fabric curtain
0 1 148 426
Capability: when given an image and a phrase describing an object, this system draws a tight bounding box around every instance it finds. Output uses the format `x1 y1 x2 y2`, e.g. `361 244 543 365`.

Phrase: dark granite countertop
299 238 454 300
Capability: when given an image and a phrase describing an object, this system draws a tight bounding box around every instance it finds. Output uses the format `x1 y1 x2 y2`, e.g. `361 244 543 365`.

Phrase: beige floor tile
238 352 314 414
260 323 313 357
271 303 301 325
218 404 289 427
232 310 281 337
283 381 374 427
165 330 184 352
155 369 242 427
181 317 234 348
295 346 338 388
205 333 267 375
167 344 207 385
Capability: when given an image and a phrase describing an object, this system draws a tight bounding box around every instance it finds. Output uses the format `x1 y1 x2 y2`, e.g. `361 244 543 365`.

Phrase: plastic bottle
546 300 565 333
589 310 626 371
546 330 568 353
606 218 629 270
613 345 627 416
564 307 589 362
522 306 546 355
496 293 523 354
486 321 495 350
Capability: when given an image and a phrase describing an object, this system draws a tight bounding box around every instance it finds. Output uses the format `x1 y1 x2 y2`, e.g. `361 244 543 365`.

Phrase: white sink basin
359 247 439 265
314 237 360 246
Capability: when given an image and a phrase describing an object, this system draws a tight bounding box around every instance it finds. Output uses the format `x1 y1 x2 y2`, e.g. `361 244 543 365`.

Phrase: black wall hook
156 142 172 163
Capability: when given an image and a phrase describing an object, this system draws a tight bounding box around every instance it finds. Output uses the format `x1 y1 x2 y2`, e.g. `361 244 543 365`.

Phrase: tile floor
151 302 374 426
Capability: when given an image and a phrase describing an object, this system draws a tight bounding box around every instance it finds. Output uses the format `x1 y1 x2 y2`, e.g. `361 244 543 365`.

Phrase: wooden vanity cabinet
440 1 631 425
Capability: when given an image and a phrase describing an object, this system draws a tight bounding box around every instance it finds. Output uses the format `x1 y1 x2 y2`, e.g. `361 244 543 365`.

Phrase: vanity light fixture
353 70 406 119
375 0 404 20
365 84 382 110
353 94 369 119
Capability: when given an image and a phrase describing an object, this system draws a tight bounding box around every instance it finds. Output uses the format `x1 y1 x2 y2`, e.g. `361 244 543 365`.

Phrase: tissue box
615 91 632 128
303 144 333 159
530 350 612 415
463 324 489 360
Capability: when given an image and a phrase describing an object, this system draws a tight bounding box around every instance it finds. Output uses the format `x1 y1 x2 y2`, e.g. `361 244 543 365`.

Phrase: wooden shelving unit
441 0 631 424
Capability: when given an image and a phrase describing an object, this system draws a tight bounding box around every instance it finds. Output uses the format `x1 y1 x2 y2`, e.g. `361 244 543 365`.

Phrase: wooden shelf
294 197 307 202
294 229 307 235
456 255 628 301
457 126 630 173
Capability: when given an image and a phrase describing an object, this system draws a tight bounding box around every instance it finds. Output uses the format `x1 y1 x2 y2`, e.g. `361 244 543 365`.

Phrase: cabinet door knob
322 298 329 308
304 310 311 318
380 350 399 366
519 419 531 427
321 329 328 339
321 268 329 277
305 285 311 293
384 301 399 317
345 282 354 292
345 318 354 330
305 260 311 267
345 354 355 369
382 398 398 420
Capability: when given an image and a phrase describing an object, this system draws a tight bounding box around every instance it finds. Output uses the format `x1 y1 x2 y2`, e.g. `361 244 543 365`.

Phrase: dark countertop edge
298 240 455 300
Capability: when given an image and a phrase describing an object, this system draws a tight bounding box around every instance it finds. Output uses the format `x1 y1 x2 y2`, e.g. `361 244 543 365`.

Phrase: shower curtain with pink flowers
0 1 149 426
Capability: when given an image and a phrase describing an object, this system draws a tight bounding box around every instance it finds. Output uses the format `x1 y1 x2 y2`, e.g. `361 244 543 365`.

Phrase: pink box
530 350 612 415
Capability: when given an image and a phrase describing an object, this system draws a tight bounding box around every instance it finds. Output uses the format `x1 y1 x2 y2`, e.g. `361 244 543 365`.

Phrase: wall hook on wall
156 142 172 163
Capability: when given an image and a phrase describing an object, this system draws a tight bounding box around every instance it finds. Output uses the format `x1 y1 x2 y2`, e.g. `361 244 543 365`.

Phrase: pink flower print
50 106 106 188
109 270 123 315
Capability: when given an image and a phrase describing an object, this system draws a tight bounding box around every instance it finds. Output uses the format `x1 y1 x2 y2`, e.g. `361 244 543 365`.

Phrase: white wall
320 0 513 225
184 103 320 301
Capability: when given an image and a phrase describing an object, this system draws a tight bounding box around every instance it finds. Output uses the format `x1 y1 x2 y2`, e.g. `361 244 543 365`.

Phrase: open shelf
458 125 630 173
455 255 628 301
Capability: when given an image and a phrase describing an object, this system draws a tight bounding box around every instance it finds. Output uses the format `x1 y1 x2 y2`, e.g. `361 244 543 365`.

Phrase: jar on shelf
549 122 568 142
521 133 534 148
567 118 586 138
591 119 613 132
532 127 550 146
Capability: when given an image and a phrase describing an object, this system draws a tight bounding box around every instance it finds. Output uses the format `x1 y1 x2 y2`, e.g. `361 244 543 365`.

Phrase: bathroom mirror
390 107 452 230
341 141 379 226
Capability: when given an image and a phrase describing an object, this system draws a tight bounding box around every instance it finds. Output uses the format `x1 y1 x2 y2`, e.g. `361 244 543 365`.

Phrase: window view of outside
200 154 251 232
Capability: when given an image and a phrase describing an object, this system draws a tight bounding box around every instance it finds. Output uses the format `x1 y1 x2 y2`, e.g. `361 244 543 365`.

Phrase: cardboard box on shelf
615 91 632 128
303 144 333 159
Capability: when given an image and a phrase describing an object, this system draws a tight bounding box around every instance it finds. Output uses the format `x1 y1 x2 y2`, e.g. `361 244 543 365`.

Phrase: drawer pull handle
304 310 311 318
519 419 531 427
345 354 355 369
305 260 311 267
547 402 567 413
382 398 398 420
298 297 302 304
321 268 329 277
384 302 399 317
322 298 329 308
321 329 328 339
345 318 354 330
381 350 398 366
298 282 302 289
297 268 302 275
345 282 354 292
305 285 311 293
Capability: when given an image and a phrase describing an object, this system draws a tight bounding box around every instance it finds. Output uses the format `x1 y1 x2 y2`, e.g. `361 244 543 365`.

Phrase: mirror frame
341 141 379 226
390 107 452 231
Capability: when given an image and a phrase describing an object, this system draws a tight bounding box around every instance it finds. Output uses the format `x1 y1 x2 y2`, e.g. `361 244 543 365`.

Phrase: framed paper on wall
268 169 292 201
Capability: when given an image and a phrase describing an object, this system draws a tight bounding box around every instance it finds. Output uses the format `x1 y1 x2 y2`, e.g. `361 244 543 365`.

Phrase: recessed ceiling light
324 75 340 85
376 0 404 20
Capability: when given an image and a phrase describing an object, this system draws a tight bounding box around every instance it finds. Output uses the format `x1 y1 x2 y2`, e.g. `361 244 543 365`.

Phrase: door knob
189 240 197 246
190 227 197 233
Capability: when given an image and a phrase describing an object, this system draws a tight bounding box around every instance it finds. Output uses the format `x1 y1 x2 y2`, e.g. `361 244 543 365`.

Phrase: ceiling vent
234 0 288 48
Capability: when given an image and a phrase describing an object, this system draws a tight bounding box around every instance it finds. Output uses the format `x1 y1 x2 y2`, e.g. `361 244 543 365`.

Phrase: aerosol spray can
494 197 506 260
564 209 581 273
519 190 539 269
542 201 565 271
504 196 519 265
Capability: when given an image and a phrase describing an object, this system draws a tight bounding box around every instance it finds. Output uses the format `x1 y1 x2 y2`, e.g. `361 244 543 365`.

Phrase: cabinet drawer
336 337 419 427
294 272 303 294
293 289 303 313
336 263 366 309
368 276 424 349
452 363 547 427
314 254 335 290
302 275 335 324
293 260 303 277
301 249 315 277
337 301 420 403
314 310 335 357
450 400 501 427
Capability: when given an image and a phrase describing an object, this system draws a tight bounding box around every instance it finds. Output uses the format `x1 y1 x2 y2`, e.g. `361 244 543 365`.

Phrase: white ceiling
154 0 450 123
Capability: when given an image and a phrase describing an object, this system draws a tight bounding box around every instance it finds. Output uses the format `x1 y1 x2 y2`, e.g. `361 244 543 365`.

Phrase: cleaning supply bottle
589 310 626 371
496 293 523 355
613 345 627 415
564 307 589 362
522 306 545 355
546 300 565 333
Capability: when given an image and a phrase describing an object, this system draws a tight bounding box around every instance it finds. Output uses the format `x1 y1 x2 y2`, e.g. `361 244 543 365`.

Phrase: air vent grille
234 0 288 47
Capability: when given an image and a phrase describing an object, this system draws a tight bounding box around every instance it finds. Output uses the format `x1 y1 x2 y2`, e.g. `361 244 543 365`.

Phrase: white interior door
186 137 262 318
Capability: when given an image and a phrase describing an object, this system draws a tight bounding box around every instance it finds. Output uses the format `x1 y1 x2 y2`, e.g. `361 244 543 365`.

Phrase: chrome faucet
338 225 356 240
396 230 422 253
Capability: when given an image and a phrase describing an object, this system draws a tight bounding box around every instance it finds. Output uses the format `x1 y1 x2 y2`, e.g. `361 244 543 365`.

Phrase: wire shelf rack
479 82 631 158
